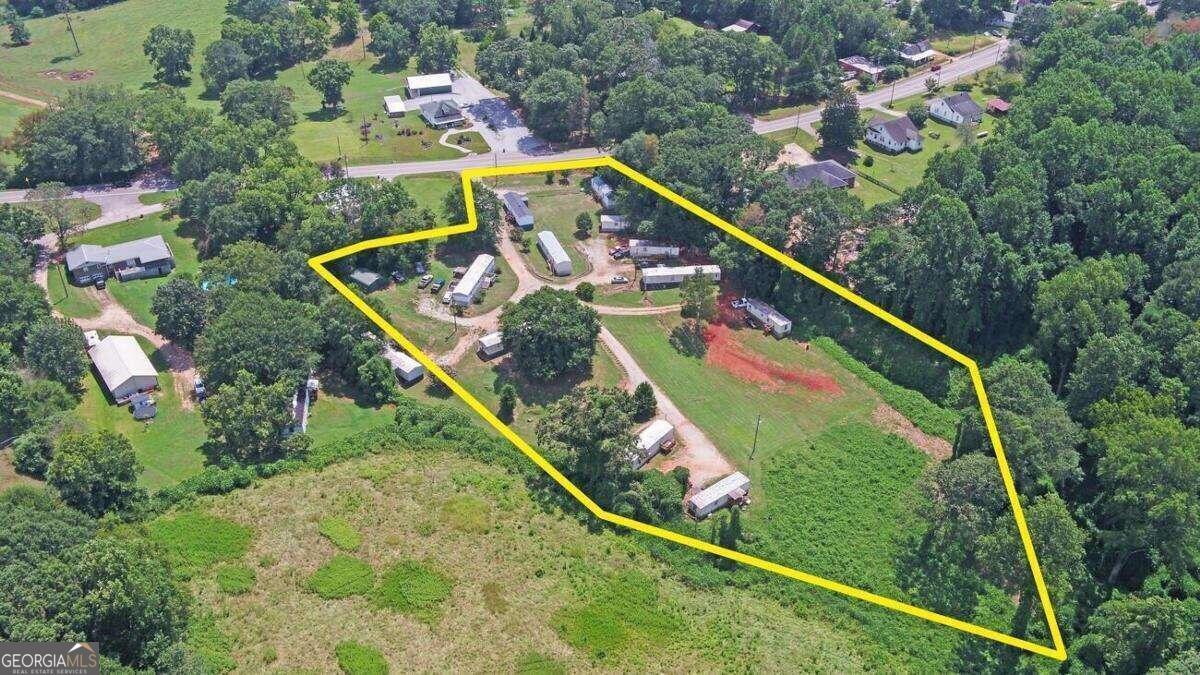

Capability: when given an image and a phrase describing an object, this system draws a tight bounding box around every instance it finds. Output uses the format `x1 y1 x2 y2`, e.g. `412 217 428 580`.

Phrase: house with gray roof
502 192 534 230
782 160 856 190
64 235 174 285
350 268 387 292
930 92 984 127
899 40 936 65
419 100 465 128
866 115 923 153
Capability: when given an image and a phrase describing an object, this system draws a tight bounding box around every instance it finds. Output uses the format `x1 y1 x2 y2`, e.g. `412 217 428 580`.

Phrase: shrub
215 565 256 595
574 282 595 302
147 511 253 577
863 155 875 167
307 555 375 599
335 641 388 675
370 560 453 623
319 516 363 551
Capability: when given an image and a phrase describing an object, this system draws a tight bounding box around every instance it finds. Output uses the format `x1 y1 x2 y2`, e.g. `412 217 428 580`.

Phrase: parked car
390 270 406 283
611 275 629 284
418 274 434 288
730 297 749 310
430 278 445 292
442 292 452 305
930 64 942 72
95 279 107 290
194 377 207 400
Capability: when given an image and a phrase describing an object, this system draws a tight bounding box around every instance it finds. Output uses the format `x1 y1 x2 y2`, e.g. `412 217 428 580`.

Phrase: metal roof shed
477 331 505 357
383 95 406 116
688 472 751 519
536 231 572 276
350 268 387 292
406 73 453 96
633 419 674 467
88 335 158 403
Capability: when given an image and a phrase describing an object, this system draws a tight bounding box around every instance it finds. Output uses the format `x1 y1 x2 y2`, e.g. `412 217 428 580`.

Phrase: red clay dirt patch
41 69 95 81
702 321 842 395
871 403 952 461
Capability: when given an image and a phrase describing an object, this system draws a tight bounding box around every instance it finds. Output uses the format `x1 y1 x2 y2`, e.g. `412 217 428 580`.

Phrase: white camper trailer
687 472 751 519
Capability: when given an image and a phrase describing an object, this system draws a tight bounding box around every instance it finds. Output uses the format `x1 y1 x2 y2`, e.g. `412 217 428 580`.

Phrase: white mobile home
450 254 496 306
632 419 674 467
383 346 425 384
628 239 681 260
688 471 751 519
640 265 721 290
88 335 159 403
536 231 572 276
599 215 630 233
745 298 792 337
590 175 615 209
477 331 505 358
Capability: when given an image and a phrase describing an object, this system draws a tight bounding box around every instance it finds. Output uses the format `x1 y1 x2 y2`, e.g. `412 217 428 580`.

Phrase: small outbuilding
502 192 535 230
986 98 1011 115
477 331 505 358
129 392 157 420
536 231 572 276
641 264 721 290
383 95 406 117
590 175 615 210
628 239 681 260
632 419 675 467
406 73 453 97
383 346 425 384
451 253 496 306
599 215 630 233
745 298 792 337
89 335 158 403
722 19 758 33
350 268 387 292
688 471 751 519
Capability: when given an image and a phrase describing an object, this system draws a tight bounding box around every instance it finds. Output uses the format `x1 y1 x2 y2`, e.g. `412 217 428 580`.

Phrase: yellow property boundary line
309 156 1067 661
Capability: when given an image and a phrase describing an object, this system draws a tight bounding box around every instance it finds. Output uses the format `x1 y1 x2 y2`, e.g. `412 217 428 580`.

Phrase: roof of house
502 192 533 221
745 298 791 327
88 335 157 393
383 95 406 113
987 98 1012 111
591 175 613 196
939 92 984 118
350 268 383 287
722 19 756 32
478 331 503 349
900 39 933 56
406 73 452 90
628 239 680 252
65 235 172 272
452 253 495 298
382 346 423 375
838 56 885 74
419 100 463 125
536 231 570 266
636 419 674 450
868 115 922 144
642 264 721 281
783 160 856 190
599 214 630 230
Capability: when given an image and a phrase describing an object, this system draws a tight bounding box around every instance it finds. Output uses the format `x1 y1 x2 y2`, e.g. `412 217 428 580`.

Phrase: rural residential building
688 471 751 519
88 335 158 403
477 331 505 358
590 175 615 209
599 215 630 233
451 253 496 306
930 92 984 127
838 56 885 82
745 298 793 337
65 235 175 285
866 116 923 153
722 19 758 33
383 346 425 384
350 268 386 292
783 161 856 190
641 264 722 290
536 231 572 276
502 192 534 230
406 73 453 97
419 100 465 128
382 95 406 117
628 239 681 260
987 98 1011 115
987 11 1016 29
899 40 936 65
632 419 674 467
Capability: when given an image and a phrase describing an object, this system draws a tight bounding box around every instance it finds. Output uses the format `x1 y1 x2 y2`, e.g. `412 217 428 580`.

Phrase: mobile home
536 231 572 276
640 264 721 290
450 254 496 306
687 471 751 519
477 331 505 358
502 192 534 230
383 346 425 384
628 239 681 260
633 419 674 467
590 175 615 209
599 215 630 233
745 298 792 337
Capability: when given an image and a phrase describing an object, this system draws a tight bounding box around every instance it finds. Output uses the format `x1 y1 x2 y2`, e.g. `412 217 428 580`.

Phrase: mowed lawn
494 173 598 281
49 213 200 328
77 335 206 490
0 98 40 138
395 173 457 217
170 450 878 672
0 0 227 102
599 314 994 643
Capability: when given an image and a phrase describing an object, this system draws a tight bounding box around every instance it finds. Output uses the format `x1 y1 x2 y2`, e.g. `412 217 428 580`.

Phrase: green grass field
593 285 681 308
396 173 457 218
929 30 997 57
0 98 39 139
495 173 597 281
160 449 881 672
77 335 207 490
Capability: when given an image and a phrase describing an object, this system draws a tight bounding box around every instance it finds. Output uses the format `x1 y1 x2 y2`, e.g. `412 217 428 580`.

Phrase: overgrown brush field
161 450 881 672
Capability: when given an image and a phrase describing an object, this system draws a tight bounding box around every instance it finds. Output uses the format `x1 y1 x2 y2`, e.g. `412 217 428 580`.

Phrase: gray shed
350 268 387 292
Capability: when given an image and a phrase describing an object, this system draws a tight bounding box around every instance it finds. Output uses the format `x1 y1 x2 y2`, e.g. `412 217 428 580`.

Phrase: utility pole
889 79 897 108
749 414 762 460
61 4 81 55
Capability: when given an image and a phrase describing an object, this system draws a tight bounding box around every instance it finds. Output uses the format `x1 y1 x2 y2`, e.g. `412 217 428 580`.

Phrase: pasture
162 449 881 672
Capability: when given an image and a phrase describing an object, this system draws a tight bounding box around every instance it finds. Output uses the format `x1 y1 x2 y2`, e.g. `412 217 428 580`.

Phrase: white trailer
688 472 751 519
744 298 792 337
640 264 721 290
632 419 674 467
629 239 681 260
599 215 630 233
536 231 572 276
477 331 505 358
450 254 496 306
383 346 425 384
